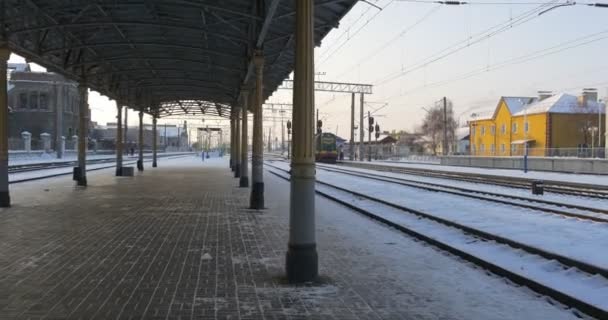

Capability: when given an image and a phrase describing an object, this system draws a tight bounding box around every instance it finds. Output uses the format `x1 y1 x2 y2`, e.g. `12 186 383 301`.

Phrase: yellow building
469 91 606 157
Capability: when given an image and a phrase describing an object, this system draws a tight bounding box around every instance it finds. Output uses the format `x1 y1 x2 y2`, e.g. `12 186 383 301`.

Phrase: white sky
9 1 608 140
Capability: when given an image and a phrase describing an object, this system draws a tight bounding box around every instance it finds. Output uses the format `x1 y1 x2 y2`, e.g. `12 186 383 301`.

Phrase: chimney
580 88 598 107
538 91 553 101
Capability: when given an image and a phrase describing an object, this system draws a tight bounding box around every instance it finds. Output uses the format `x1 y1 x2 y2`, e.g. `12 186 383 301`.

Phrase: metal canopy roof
5 0 357 118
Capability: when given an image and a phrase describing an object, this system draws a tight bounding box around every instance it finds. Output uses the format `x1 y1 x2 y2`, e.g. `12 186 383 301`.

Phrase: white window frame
512 122 518 133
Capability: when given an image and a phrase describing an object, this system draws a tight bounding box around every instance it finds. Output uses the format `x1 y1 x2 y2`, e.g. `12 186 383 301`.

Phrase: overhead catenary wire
395 0 600 5
378 28 608 102
318 0 396 66
373 0 561 86
316 0 385 61
333 4 443 80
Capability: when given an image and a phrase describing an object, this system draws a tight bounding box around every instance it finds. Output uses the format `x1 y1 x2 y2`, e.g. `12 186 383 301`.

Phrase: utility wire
380 28 608 101
333 4 442 80
317 0 383 61
373 0 559 86
396 0 596 5
318 0 396 66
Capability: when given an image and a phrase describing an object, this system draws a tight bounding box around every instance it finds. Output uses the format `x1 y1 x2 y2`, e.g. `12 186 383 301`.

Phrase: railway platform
0 156 583 319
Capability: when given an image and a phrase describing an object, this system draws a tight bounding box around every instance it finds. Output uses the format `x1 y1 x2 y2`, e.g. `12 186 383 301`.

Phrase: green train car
315 132 338 163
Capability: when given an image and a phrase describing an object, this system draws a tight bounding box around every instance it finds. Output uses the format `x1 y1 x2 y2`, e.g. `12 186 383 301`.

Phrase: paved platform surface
0 156 584 320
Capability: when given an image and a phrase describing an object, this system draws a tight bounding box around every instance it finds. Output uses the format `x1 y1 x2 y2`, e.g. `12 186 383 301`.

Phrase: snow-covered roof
7 63 30 73
502 96 537 115
468 110 494 121
456 127 470 140
512 93 606 116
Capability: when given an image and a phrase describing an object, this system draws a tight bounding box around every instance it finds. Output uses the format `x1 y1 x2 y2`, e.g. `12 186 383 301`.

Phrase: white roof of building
512 93 605 116
502 96 537 115
468 110 494 121
456 127 470 140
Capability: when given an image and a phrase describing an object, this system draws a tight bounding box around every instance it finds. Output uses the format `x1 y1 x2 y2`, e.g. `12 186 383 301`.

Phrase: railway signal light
317 119 323 134
286 120 292 135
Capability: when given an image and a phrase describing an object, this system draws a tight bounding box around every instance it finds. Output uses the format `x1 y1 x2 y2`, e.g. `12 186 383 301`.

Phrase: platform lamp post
286 120 292 159
375 123 380 160
523 103 529 173
367 111 374 161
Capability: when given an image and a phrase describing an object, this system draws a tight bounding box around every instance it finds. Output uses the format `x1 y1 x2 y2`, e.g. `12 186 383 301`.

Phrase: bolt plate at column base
234 164 241 178
250 182 264 209
239 176 249 188
0 191 11 207
137 160 144 171
72 167 81 181
77 177 87 187
285 243 318 283
152 161 157 168
116 167 123 176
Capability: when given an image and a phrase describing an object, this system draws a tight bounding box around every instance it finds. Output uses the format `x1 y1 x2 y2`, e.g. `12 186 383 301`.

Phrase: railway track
339 161 608 199
265 162 608 319
315 164 608 223
9 153 194 184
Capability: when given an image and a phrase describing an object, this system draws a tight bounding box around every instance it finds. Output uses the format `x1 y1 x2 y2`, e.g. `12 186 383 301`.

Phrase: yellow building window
524 121 529 133
501 124 506 135
512 122 518 133
491 126 496 135
501 144 505 153
481 126 486 136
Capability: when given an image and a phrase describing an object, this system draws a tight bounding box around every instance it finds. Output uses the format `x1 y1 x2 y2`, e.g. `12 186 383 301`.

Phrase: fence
471 147 606 159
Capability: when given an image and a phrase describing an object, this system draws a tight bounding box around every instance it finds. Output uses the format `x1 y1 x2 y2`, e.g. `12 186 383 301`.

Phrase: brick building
7 63 85 150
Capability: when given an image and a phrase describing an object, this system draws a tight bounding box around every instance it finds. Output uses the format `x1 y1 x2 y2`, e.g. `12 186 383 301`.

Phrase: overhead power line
318 0 396 66
379 28 608 101
396 0 602 5
373 0 560 86
333 4 442 80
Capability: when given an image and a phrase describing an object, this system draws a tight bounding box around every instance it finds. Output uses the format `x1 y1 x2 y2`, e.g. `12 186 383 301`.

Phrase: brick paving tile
0 157 586 320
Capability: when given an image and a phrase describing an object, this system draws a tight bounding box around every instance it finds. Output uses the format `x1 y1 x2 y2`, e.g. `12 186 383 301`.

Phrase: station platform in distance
0 156 582 319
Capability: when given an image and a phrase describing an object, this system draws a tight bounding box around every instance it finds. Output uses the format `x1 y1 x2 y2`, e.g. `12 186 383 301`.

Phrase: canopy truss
4 0 358 118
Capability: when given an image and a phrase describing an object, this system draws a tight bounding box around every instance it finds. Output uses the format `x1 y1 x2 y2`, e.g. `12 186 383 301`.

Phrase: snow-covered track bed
339 161 608 199
316 164 608 223
9 154 193 183
266 162 608 319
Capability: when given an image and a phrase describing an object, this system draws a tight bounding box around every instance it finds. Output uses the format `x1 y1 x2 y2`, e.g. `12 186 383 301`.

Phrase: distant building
468 90 606 157
7 64 85 151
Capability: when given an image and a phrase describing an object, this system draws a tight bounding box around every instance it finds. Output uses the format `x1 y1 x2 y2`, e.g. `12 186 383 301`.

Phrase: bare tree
420 99 458 155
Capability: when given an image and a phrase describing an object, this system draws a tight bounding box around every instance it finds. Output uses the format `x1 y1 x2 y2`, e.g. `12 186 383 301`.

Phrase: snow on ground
264 168 588 320
8 153 196 182
270 161 608 271
318 163 608 211
310 177 608 313
8 152 189 166
343 160 608 186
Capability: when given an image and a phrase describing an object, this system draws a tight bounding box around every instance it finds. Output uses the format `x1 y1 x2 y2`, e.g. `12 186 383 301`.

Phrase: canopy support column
76 82 88 186
234 107 241 178
286 0 318 283
250 53 265 209
359 93 365 161
152 115 158 168
230 111 235 170
0 46 9 207
116 103 123 176
137 110 144 171
240 89 250 188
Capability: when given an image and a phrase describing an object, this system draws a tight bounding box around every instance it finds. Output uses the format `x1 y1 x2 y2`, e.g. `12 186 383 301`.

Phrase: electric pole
368 111 374 161
443 97 448 156
359 93 365 161
350 92 355 160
